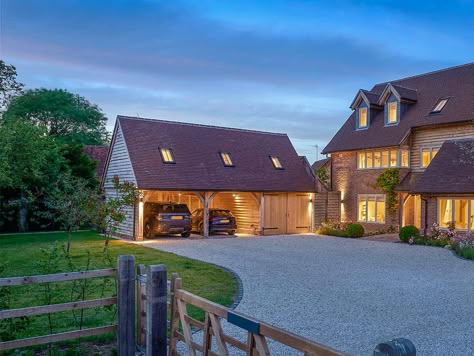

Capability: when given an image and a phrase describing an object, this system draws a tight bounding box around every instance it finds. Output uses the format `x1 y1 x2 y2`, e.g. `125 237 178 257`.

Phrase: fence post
137 264 146 350
117 255 136 356
169 273 181 356
146 264 167 356
374 338 416 356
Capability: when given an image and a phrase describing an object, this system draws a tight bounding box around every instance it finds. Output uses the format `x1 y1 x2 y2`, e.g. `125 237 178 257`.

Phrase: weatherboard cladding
323 63 474 154
117 116 316 192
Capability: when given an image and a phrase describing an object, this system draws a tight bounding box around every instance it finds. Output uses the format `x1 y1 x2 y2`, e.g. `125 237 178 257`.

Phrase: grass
0 231 238 354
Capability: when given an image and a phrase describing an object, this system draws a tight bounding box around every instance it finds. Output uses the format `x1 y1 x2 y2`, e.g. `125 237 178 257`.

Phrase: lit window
387 101 398 124
270 156 283 169
159 148 175 163
358 107 368 129
220 152 234 167
381 151 389 167
358 194 385 223
421 146 440 167
390 150 398 167
431 98 449 113
358 152 366 169
366 152 373 168
438 198 471 230
373 152 381 168
400 150 409 167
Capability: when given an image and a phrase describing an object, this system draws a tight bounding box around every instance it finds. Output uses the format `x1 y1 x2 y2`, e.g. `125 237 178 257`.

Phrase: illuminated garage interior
135 190 314 238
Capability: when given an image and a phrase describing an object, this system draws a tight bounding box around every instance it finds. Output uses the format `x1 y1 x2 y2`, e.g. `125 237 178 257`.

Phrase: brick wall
331 151 409 232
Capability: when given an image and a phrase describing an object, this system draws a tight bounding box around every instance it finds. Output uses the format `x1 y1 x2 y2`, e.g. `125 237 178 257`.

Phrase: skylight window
159 148 175 164
220 152 234 167
431 98 449 113
270 156 283 169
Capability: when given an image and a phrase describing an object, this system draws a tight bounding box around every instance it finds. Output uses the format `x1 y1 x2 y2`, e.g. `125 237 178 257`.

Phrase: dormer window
357 107 368 129
387 102 398 124
270 156 283 169
220 152 234 167
159 147 175 164
431 98 449 114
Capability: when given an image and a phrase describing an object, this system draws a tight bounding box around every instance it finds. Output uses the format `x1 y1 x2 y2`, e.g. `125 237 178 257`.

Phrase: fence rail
0 261 123 353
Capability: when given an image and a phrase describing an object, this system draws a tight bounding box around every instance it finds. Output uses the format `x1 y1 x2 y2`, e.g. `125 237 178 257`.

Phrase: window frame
356 106 369 130
269 155 284 170
358 194 386 224
430 98 449 114
420 145 441 168
357 149 409 170
159 147 176 164
437 197 474 232
386 101 399 125
219 152 235 167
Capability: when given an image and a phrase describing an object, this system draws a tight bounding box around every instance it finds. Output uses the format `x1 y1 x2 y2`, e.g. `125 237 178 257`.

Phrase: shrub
399 225 419 242
346 223 364 238
317 222 348 237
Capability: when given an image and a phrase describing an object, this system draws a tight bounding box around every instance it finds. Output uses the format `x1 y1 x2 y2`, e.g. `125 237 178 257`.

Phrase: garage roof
113 116 316 192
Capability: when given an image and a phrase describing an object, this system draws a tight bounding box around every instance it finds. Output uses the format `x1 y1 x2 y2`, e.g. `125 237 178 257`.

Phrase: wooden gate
287 193 312 234
264 193 312 235
263 193 287 235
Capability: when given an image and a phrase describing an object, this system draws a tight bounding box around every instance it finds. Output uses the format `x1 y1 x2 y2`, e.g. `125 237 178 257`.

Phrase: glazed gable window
438 198 474 231
358 194 386 223
357 107 368 129
387 101 398 124
357 149 409 169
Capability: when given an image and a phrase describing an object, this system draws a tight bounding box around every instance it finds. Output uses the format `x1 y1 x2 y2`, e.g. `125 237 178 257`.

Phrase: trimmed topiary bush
346 223 364 238
399 225 420 242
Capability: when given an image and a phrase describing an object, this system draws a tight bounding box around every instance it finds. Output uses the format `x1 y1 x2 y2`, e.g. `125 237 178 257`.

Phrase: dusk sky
1 0 472 161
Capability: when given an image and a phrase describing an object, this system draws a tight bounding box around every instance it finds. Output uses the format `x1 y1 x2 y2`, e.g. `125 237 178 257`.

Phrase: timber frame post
194 192 217 237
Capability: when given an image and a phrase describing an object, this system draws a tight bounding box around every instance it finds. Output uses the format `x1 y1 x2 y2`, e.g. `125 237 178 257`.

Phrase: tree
3 89 108 145
0 60 23 109
60 144 99 188
45 174 99 254
93 178 139 254
315 166 329 186
0 119 64 231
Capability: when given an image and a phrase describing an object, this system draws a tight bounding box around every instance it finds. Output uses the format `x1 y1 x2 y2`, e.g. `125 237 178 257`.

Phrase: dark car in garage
191 208 237 235
144 202 192 238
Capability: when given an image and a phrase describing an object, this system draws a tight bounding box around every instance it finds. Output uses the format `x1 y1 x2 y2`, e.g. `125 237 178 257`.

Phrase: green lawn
0 231 238 354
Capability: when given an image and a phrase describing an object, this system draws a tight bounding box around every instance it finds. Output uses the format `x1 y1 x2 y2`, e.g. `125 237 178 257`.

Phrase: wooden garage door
287 193 311 233
263 193 287 235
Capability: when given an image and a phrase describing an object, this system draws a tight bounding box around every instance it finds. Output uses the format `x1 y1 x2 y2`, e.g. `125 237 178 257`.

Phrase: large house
102 116 317 240
322 63 474 234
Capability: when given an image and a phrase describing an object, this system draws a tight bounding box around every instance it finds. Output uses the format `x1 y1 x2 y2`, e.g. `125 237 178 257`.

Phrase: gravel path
138 234 474 355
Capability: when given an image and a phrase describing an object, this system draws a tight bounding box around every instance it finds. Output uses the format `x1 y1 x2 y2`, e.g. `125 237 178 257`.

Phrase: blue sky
1 0 472 161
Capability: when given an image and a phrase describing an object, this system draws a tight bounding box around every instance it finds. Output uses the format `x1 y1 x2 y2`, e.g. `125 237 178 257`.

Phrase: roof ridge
389 83 418 91
376 62 474 86
117 115 287 136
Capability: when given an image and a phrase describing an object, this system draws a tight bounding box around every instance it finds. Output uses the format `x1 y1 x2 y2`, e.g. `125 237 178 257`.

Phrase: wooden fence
0 256 416 356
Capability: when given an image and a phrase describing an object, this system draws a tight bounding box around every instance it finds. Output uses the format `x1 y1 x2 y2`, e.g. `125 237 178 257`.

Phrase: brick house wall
331 150 409 232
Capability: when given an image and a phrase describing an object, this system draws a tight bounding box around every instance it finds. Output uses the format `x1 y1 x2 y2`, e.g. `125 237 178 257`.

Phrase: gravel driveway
138 234 474 355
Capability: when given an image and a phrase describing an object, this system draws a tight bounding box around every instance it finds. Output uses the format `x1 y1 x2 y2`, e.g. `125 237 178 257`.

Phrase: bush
399 225 419 242
317 226 348 237
346 223 364 238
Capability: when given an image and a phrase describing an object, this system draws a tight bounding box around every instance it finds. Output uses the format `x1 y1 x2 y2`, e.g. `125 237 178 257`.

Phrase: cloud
0 0 467 155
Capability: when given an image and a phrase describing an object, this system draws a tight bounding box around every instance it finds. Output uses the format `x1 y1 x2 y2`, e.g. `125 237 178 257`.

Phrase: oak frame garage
102 116 316 240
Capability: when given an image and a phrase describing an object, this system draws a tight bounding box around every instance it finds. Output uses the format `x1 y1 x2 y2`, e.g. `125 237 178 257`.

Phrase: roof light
270 156 283 169
431 98 449 113
220 152 234 167
159 148 175 163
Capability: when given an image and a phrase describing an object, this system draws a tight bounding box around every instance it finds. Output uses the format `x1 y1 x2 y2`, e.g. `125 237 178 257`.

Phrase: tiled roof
412 139 474 194
83 145 109 178
323 63 474 153
311 158 330 171
395 172 422 192
116 116 316 192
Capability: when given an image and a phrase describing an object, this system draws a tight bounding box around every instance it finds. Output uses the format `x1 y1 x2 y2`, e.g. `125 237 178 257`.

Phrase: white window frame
357 107 369 130
358 194 386 224
437 197 474 232
387 101 398 125
420 146 441 168
357 149 409 170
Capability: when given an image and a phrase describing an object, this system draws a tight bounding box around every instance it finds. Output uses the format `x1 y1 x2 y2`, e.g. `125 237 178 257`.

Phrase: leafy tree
315 166 329 186
46 174 99 254
0 119 64 231
60 144 99 188
0 60 23 109
3 88 108 145
93 178 139 254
